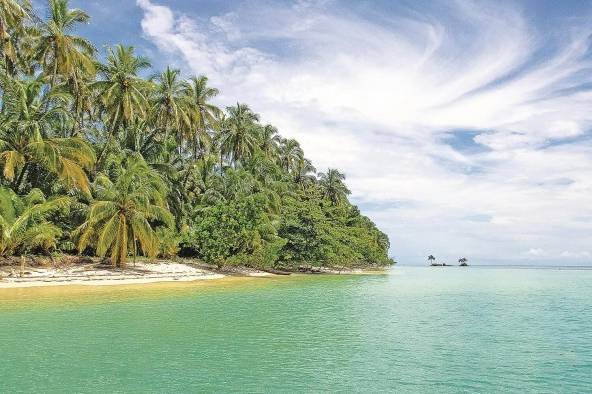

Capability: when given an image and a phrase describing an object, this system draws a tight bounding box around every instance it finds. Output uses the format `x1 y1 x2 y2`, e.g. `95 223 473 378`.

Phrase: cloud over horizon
135 0 592 264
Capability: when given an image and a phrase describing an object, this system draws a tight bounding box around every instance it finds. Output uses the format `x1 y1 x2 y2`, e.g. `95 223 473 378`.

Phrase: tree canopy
0 0 394 269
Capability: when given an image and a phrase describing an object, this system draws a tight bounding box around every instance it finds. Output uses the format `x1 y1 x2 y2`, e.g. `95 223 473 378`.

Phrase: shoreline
0 260 255 289
0 274 227 289
0 258 387 289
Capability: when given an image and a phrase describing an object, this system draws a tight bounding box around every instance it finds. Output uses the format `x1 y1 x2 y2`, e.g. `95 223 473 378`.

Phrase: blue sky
40 0 592 265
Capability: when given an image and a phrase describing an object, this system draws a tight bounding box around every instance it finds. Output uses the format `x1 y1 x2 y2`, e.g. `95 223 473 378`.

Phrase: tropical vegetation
0 0 393 270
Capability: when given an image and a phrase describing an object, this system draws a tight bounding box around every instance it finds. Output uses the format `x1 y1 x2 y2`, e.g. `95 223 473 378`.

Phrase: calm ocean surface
1 266 591 393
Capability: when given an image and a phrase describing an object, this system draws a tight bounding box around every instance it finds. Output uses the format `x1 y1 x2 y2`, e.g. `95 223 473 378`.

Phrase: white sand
0 259 381 289
246 272 274 277
0 261 226 289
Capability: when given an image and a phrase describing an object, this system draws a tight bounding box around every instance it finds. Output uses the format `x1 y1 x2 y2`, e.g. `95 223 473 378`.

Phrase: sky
45 0 592 265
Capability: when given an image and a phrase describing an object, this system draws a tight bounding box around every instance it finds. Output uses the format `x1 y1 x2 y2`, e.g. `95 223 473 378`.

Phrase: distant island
0 0 393 284
428 255 469 266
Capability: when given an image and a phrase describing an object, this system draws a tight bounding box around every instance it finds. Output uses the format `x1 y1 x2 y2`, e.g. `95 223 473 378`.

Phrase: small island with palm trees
428 255 470 267
0 0 394 288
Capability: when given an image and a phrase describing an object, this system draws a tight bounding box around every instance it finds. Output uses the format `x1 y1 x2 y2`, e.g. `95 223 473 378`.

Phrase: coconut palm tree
259 124 281 159
0 0 31 74
0 1 394 272
458 257 468 266
118 120 161 160
0 186 70 256
35 0 96 86
0 0 29 49
94 44 150 164
76 154 173 268
318 168 350 206
428 255 436 264
218 103 260 167
95 45 150 133
181 154 224 208
182 75 220 159
63 66 98 136
278 138 303 174
0 77 95 193
293 157 316 191
150 66 187 146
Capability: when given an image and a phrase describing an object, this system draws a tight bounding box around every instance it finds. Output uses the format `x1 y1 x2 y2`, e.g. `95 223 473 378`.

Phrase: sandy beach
0 260 282 289
0 256 387 289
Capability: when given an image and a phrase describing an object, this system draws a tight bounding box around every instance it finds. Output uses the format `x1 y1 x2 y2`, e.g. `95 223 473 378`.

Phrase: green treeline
0 0 393 269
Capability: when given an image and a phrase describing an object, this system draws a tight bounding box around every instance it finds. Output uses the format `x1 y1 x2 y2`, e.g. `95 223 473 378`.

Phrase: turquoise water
1 267 591 393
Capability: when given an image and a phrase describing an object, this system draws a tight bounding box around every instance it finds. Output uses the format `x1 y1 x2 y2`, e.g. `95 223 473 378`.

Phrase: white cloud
136 0 592 264
560 250 591 259
524 248 547 257
210 13 242 41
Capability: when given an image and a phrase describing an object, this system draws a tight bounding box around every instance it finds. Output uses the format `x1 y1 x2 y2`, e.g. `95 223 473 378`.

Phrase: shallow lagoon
1 267 591 392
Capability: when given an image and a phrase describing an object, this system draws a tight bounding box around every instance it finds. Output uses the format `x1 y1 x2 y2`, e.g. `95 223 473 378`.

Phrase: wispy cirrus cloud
136 0 592 264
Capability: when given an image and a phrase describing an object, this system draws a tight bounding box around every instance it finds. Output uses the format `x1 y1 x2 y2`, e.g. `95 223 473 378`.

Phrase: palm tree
259 124 281 159
458 257 468 266
428 255 436 265
0 0 31 74
66 69 96 135
318 168 350 206
0 77 96 193
0 186 70 257
278 138 303 173
35 0 96 86
95 45 150 164
293 157 316 190
150 66 187 145
76 155 174 268
0 1 394 273
212 112 227 175
182 75 220 159
217 168 259 202
119 120 162 160
218 103 259 167
181 154 224 208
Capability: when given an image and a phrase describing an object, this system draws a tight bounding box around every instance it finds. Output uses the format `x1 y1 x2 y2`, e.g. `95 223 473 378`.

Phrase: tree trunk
14 162 29 193
96 117 124 170
51 55 59 88
95 134 114 171
20 255 25 277
132 234 137 268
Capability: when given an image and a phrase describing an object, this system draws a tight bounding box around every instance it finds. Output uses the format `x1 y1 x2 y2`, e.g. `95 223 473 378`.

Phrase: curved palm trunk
132 229 137 268
14 162 29 193
114 214 128 269
96 118 122 170
51 54 59 87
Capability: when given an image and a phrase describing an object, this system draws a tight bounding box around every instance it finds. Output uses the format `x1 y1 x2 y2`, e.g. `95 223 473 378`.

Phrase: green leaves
180 192 283 268
37 0 96 84
318 169 350 206
277 193 392 269
76 155 173 268
0 77 96 193
218 103 261 167
0 187 70 256
0 0 392 270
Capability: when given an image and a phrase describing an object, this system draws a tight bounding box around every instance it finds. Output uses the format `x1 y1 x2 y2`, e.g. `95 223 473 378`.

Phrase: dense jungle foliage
0 0 393 269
